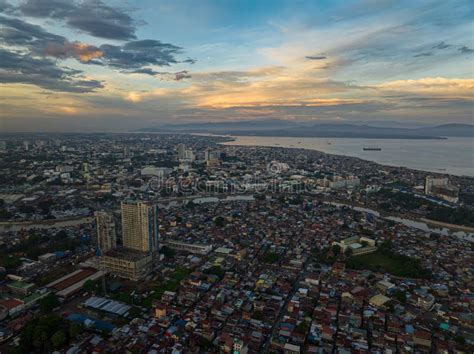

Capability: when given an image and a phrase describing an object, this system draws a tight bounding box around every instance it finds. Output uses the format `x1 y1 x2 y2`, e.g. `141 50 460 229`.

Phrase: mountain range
139 121 474 139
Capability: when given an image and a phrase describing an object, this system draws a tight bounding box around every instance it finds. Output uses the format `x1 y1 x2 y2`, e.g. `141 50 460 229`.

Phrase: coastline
218 135 474 178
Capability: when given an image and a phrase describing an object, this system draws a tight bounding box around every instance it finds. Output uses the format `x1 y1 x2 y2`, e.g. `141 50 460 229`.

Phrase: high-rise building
121 201 158 254
425 176 459 203
95 211 117 254
177 143 186 159
425 176 448 195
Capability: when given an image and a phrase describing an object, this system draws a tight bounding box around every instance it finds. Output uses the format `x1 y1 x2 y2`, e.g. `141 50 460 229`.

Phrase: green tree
69 322 83 339
51 330 67 349
332 244 341 256
344 247 353 257
39 294 60 313
214 216 225 227
394 290 407 304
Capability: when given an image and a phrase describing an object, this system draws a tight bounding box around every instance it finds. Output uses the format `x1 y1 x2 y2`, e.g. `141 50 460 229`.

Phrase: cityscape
1 0 473 354
0 134 472 353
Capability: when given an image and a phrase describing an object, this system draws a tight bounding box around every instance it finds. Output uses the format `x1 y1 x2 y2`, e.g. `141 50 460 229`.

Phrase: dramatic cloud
18 0 137 40
45 41 103 62
97 40 183 69
0 13 192 92
0 15 64 50
0 48 103 92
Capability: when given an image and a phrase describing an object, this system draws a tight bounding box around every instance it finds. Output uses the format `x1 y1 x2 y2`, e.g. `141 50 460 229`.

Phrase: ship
363 147 382 151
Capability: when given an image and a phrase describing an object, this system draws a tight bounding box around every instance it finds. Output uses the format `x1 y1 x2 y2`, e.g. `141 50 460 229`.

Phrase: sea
221 136 474 177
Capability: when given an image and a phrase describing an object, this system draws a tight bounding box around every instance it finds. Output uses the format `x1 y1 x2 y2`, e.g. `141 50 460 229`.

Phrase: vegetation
204 265 225 278
39 294 60 313
427 206 474 227
377 189 425 210
142 267 190 307
0 230 82 263
263 252 279 263
251 310 264 320
83 279 104 295
160 245 176 259
214 216 225 227
0 254 22 270
346 241 431 279
14 314 80 353
312 247 336 265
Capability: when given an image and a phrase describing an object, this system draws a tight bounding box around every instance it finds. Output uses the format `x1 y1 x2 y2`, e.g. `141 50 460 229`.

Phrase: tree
394 290 407 304
214 216 225 227
332 244 341 256
0 254 21 270
83 279 102 294
161 246 175 259
51 330 67 349
263 252 279 263
344 247 353 257
69 322 83 339
39 294 60 313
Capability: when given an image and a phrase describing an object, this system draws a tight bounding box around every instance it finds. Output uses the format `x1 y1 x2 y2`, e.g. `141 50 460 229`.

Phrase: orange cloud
376 78 474 98
45 41 103 63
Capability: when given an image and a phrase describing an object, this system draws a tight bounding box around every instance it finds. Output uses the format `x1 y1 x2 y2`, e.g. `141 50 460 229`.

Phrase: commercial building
163 240 212 255
100 248 153 281
45 267 105 298
95 211 117 254
121 201 158 254
424 176 459 203
177 143 186 159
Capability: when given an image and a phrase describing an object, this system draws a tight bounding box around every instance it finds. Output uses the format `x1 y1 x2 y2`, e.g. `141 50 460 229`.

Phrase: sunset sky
0 0 473 131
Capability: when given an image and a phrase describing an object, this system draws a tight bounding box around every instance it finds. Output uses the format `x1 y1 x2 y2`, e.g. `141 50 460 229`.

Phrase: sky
0 0 473 131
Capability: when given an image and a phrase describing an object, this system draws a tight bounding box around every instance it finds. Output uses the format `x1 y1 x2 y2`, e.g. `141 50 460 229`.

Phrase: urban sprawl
0 134 473 354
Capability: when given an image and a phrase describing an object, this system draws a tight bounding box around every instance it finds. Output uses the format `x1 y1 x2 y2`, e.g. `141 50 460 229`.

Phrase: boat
363 147 382 151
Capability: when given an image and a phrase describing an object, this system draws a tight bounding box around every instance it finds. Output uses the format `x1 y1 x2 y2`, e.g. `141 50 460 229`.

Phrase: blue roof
67 313 115 332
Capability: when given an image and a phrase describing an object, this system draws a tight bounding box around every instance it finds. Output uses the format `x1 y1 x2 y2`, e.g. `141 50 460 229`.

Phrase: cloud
306 55 327 60
45 41 103 62
18 0 137 40
376 77 474 98
413 52 432 57
182 58 197 64
0 15 192 82
433 41 451 50
97 40 183 69
174 70 191 81
0 48 103 92
0 15 65 49
127 68 191 81
459 46 474 54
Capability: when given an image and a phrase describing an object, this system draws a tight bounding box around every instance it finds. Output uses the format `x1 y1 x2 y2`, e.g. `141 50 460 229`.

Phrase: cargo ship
363 147 382 151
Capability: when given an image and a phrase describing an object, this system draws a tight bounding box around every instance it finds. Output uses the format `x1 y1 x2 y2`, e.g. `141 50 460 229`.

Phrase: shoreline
218 135 474 178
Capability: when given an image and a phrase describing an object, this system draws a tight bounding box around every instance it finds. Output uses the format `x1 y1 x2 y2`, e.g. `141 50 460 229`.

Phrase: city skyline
0 0 473 131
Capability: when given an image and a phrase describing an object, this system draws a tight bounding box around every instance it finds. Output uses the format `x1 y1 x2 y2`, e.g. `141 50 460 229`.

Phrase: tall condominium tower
121 201 158 253
95 211 117 254
177 143 186 159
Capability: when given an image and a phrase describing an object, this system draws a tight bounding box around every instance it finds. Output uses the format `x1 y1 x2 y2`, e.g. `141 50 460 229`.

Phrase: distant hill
416 124 474 137
138 121 474 139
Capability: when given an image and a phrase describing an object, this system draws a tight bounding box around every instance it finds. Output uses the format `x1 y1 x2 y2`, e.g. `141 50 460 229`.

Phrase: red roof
0 298 24 310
